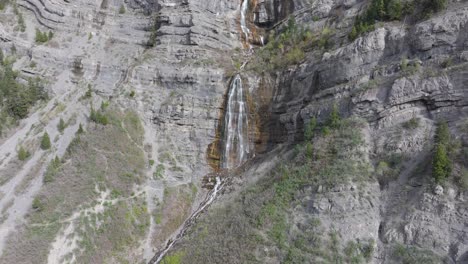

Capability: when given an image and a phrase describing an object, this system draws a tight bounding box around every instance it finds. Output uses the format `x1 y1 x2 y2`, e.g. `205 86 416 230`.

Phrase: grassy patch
176 115 373 263
154 184 197 245
0 107 148 263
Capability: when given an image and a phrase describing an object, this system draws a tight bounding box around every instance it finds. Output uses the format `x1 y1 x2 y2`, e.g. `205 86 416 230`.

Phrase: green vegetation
57 118 66 133
432 121 451 183
17 146 30 161
349 0 446 40
153 164 165 179
77 123 84 134
440 57 453 68
402 117 420 130
83 84 93 99
375 153 405 186
90 106 109 125
0 0 9 10
0 108 148 263
147 15 159 47
176 110 372 263
43 156 61 183
250 18 334 71
0 61 47 134
304 117 317 141
35 29 53 43
40 132 51 150
455 169 468 190
154 184 196 247
13 4 26 32
32 197 44 211
400 58 420 76
118 4 125 14
392 244 441 263
161 251 185 264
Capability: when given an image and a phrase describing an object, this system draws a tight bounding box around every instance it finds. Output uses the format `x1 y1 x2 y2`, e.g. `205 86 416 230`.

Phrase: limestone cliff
0 0 467 263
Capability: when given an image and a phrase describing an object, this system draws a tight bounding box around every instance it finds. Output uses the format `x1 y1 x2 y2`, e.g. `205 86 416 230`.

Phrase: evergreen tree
40 132 51 150
387 0 402 20
435 121 450 146
376 0 386 18
18 146 30 161
349 26 358 41
77 123 84 134
304 117 317 141
57 118 66 133
328 104 341 129
433 144 450 183
432 121 451 183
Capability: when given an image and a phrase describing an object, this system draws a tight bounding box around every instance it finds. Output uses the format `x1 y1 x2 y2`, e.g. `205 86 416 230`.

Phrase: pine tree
77 123 84 134
433 144 449 183
40 132 51 150
304 117 317 141
18 146 30 161
435 121 450 146
328 104 341 129
432 121 451 183
376 0 386 19
57 118 66 133
349 26 358 41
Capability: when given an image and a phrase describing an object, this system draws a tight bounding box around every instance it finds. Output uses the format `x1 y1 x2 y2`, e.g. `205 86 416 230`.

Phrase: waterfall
240 0 250 41
221 74 249 169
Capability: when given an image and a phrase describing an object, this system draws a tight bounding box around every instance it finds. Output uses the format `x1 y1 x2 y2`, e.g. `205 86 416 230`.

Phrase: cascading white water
240 0 250 41
221 74 250 169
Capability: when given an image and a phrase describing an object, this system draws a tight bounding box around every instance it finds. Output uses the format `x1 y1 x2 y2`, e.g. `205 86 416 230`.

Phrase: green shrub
455 168 468 190
305 142 313 159
77 123 84 134
328 104 341 129
304 117 317 141
18 146 30 161
35 29 49 43
0 0 9 10
393 244 440 264
44 156 61 183
432 121 451 183
162 251 186 264
435 121 450 145
32 197 44 211
84 85 93 99
440 57 453 68
13 5 26 32
402 117 420 130
90 107 109 125
119 4 125 14
421 0 447 18
147 16 159 47
401 58 420 76
57 118 66 133
40 132 51 150
1 66 47 119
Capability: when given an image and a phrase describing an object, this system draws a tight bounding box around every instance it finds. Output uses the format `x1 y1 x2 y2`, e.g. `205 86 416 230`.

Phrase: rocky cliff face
0 0 467 262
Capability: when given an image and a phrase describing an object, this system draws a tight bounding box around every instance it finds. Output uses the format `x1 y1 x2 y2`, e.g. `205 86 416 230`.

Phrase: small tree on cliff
40 132 51 150
432 121 451 183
